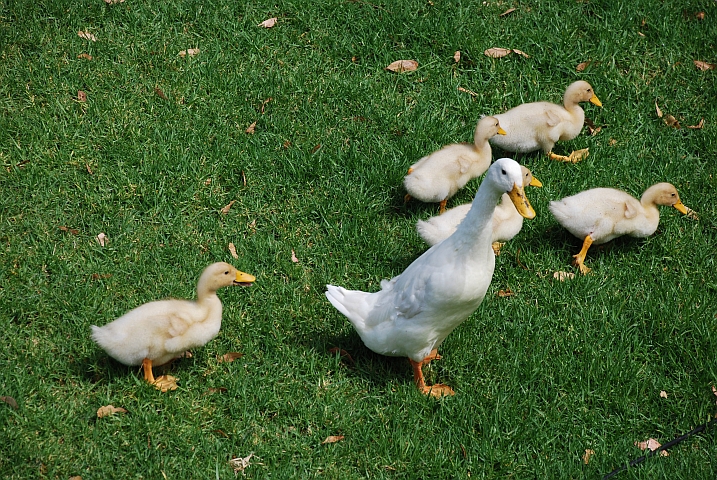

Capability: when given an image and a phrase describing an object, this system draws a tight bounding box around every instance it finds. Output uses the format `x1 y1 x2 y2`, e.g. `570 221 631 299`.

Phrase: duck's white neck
449 181 504 251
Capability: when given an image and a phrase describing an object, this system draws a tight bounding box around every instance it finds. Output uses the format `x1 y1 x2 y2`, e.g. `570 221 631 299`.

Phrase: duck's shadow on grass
313 330 415 389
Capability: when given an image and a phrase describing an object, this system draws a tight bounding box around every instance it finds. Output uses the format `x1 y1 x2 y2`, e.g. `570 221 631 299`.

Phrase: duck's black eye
671 193 675 197
501 169 506 175
224 271 230 275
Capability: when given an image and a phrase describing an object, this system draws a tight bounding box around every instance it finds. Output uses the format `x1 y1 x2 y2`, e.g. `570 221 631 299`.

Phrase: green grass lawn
1 0 716 477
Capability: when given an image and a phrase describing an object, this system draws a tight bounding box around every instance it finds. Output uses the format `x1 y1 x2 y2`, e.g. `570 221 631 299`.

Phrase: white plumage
327 158 536 396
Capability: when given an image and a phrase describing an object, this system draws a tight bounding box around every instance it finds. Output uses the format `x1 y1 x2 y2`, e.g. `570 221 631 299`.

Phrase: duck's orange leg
141 357 178 392
572 235 593 275
439 199 448 214
409 357 454 397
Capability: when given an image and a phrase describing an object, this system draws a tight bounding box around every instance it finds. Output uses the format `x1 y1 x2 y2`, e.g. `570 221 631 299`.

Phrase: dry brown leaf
97 405 127 418
310 144 322 154
77 90 87 102
386 59 418 72
685 207 699 220
497 289 514 297
86 163 93 175
576 61 591 72
78 31 97 42
291 249 299 263
512 49 530 58
583 449 595 464
453 51 461 63
328 347 355 366
69 476 82 480
664 114 681 129
637 31 645 37
77 53 93 60
1 396 18 410
687 118 704 129
220 200 236 214
258 17 277 28
207 387 227 394
655 102 663 118
693 60 716 71
154 87 168 100
660 390 668 398
260 97 272 114
104 0 124 4
554 271 575 281
96 233 108 247
59 226 79 235
245 121 257 134
457 86 477 97
218 352 244 363
229 453 255 474
178 48 200 58
91 273 112 280
228 242 239 259
484 47 511 58
696 11 705 20
321 435 345 444
500 7 516 16
635 438 669 456
584 118 602 136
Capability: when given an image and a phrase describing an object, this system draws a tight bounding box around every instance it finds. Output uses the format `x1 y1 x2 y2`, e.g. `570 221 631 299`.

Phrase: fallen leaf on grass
453 51 461 63
635 438 668 456
711 385 717 404
77 90 87 102
663 114 681 129
207 387 227 394
321 435 345 444
69 476 82 480
484 47 511 58
660 390 668 398
218 352 244 363
95 232 108 246
104 0 125 4
310 144 322 154
228 242 239 259
499 7 516 16
576 61 591 72
328 347 355 366
59 226 79 235
178 48 200 58
97 405 127 418
220 200 236 214
291 249 299 263
687 118 704 129
385 59 418 72
91 273 112 280
86 163 93 175
258 17 277 28
152 375 178 392
497 289 514 297
1 396 18 410
693 60 716 71
584 118 602 136
230 453 255 474
695 11 705 20
77 53 93 60
457 86 477 97
245 121 257 134
655 102 663 118
684 207 699 220
582 449 595 464
554 271 575 281
260 97 272 114
78 31 97 42
484 48 529 58
154 87 168 100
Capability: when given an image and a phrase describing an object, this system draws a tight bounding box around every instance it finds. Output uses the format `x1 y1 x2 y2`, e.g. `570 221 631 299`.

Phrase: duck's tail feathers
325 285 371 330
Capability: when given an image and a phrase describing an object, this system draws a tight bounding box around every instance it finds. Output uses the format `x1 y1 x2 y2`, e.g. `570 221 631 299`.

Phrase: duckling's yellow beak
507 183 536 219
590 94 602 107
529 176 543 188
497 126 507 135
234 270 256 287
673 201 688 215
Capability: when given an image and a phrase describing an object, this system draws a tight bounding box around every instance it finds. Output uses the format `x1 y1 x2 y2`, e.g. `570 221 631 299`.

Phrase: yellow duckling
404 116 506 213
489 80 601 162
549 183 688 274
91 262 255 391
327 159 535 397
416 165 542 254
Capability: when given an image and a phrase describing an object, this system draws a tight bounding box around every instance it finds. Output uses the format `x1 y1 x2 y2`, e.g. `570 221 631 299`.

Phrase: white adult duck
326 158 535 397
